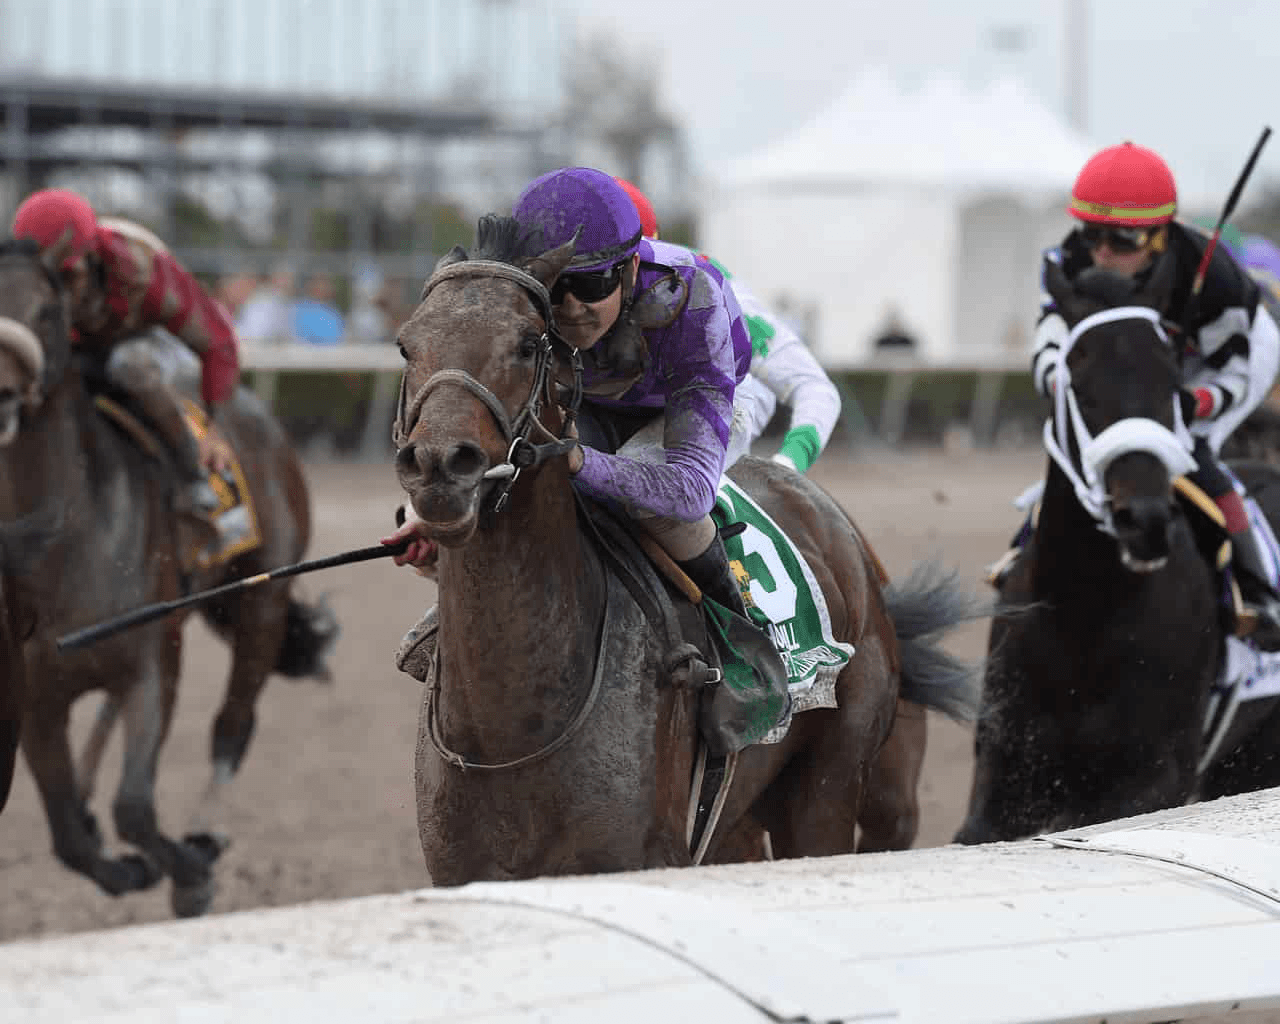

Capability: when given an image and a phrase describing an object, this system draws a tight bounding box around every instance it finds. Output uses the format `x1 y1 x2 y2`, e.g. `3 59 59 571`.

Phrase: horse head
0 239 72 446
393 215 582 547
1041 252 1193 572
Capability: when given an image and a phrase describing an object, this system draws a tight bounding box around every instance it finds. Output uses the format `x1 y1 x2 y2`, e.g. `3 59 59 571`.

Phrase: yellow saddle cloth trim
1173 476 1232 570
180 399 263 571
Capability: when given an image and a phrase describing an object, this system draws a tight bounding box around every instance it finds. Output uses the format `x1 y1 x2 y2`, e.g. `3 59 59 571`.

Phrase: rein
392 259 584 514
401 257 605 771
1046 305 1197 534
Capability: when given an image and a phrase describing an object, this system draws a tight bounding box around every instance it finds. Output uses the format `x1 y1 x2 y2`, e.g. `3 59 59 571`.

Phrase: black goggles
1081 224 1152 254
550 260 626 305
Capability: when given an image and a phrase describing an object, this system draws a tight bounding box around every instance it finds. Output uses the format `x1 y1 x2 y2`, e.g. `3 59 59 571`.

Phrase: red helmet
613 177 660 239
11 188 100 270
1069 142 1177 227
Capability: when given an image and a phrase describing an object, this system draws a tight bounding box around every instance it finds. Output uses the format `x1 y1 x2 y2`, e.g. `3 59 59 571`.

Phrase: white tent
700 70 1101 367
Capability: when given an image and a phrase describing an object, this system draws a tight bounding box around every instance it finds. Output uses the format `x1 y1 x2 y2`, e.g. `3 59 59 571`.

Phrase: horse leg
856 698 927 853
189 584 290 836
75 695 119 805
21 696 163 896
112 629 225 918
756 649 896 860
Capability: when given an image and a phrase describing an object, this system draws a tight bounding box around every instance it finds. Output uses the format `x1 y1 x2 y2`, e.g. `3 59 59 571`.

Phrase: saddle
92 393 262 573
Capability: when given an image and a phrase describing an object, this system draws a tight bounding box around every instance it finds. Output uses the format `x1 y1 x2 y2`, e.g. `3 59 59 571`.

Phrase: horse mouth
407 492 481 547
1119 548 1168 573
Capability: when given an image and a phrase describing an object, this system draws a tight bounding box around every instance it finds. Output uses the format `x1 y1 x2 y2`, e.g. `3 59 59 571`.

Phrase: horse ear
522 227 581 290
433 246 467 274
1138 250 1176 312
1041 254 1079 325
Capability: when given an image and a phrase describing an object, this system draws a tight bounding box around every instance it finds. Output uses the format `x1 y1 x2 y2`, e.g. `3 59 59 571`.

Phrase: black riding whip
1186 125 1272 320
56 538 411 652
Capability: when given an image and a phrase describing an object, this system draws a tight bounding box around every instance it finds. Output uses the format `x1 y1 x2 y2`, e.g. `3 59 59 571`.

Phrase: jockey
613 176 842 474
997 142 1280 639
389 167 769 631
11 188 237 527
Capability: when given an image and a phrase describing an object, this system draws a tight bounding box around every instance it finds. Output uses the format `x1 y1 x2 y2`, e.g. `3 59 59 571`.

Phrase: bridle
392 259 584 515
1045 305 1197 536
396 257 610 773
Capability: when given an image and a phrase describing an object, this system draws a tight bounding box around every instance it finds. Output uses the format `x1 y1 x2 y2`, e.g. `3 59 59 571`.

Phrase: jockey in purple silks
388 167 775 633
511 166 762 619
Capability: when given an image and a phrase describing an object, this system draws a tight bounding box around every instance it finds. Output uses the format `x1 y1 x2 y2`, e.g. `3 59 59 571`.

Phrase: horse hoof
171 877 217 918
119 853 163 892
182 831 231 867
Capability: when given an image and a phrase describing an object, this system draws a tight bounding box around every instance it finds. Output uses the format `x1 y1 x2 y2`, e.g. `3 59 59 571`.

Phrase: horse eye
517 334 540 360
397 342 408 360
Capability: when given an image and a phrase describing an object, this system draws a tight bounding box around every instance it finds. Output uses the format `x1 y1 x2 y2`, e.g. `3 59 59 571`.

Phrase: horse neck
434 463 607 717
0 374 98 524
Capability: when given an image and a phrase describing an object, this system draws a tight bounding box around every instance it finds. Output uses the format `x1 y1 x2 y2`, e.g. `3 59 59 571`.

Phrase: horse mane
1074 267 1140 308
471 214 543 267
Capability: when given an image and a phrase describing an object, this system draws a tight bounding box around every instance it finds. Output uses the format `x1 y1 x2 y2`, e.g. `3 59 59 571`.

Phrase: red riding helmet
1069 142 1177 227
613 177 660 239
11 188 100 270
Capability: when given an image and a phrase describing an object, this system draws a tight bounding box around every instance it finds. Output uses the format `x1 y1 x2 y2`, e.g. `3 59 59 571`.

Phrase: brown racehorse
0 507 56 815
0 239 337 916
396 216 983 884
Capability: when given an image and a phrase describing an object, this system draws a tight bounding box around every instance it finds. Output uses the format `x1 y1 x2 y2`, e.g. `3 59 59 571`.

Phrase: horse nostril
443 441 486 483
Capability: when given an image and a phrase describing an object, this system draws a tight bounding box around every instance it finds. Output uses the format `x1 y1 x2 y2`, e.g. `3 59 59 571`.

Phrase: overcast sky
560 0 1280 211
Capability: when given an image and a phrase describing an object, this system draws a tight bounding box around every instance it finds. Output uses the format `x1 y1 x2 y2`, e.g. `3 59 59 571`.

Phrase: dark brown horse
396 217 983 883
0 508 57 814
0 239 336 916
957 262 1280 843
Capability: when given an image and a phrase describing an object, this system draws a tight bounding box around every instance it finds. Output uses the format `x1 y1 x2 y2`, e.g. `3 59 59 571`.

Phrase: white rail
237 344 1035 457
3 787 1279 1023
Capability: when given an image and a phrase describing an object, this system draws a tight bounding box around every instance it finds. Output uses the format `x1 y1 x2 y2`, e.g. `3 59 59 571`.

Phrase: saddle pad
711 477 853 722
180 399 262 572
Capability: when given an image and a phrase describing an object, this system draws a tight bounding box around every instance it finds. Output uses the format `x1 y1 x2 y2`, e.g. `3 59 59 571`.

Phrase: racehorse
396 216 984 883
956 258 1280 844
0 239 337 916
0 508 57 814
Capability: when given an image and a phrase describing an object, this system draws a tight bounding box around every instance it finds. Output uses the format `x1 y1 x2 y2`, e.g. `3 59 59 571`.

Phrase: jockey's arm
573 307 738 523
1183 302 1274 424
141 248 241 412
752 332 841 473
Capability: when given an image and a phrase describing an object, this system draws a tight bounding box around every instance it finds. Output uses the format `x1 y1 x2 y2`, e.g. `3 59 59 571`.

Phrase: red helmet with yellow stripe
1069 142 1177 227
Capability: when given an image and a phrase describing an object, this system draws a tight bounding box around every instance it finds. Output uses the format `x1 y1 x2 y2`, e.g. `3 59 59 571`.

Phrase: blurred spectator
348 262 390 344
872 306 918 352
375 276 417 338
237 265 297 345
292 273 346 346
216 273 258 319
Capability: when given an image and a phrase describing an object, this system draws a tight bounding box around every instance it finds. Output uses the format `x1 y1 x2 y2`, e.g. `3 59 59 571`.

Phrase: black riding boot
678 533 791 754
1229 525 1280 649
678 534 751 620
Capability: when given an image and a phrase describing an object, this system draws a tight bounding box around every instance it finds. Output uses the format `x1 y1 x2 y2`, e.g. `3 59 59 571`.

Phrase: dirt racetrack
0 444 1044 940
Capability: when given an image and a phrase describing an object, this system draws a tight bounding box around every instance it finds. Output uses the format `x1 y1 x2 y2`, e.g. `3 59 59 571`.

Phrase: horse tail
882 559 989 723
274 593 340 681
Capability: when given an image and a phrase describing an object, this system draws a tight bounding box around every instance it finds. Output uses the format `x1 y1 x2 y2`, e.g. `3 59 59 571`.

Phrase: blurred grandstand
0 0 693 454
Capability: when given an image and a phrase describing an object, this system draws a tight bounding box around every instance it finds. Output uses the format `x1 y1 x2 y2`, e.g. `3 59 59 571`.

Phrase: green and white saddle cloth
711 477 855 743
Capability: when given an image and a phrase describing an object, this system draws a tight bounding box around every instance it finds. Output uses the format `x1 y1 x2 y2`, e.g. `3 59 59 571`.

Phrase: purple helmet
512 167 643 273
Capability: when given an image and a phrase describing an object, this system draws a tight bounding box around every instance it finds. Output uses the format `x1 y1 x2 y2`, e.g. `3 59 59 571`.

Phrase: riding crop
56 538 411 652
1183 124 1271 334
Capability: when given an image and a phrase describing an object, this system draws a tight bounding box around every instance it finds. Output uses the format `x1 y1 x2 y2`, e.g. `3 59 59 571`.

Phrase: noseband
1046 305 1197 534
392 259 584 513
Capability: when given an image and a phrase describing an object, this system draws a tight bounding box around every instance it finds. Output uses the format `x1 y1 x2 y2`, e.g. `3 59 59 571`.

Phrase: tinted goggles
1081 224 1152 253
550 260 626 305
